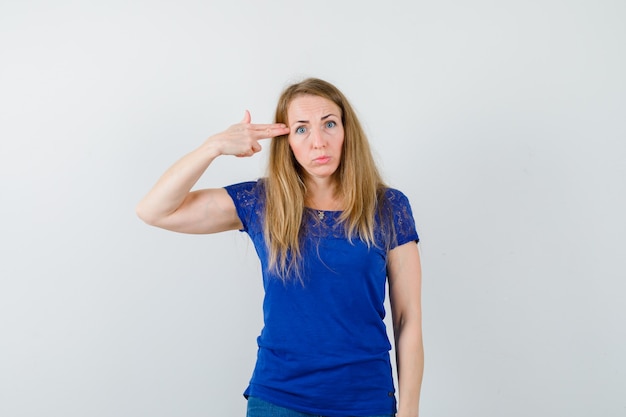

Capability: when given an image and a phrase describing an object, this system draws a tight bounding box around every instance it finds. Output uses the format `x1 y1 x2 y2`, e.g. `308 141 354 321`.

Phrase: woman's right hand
207 110 290 158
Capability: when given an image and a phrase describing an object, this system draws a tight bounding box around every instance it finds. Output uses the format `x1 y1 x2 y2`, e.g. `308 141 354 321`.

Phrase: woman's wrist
198 134 225 160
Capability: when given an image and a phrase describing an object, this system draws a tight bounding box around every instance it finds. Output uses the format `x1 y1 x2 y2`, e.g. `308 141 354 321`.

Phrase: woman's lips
313 156 331 164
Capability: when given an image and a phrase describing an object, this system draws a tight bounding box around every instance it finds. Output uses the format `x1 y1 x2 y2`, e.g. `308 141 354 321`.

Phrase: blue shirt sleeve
385 188 419 248
223 180 264 233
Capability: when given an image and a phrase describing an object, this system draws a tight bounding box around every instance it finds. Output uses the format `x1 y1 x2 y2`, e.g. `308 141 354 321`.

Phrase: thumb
241 110 251 124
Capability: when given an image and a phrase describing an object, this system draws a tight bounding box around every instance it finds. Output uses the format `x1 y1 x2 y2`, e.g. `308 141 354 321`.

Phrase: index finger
249 122 288 131
250 123 291 139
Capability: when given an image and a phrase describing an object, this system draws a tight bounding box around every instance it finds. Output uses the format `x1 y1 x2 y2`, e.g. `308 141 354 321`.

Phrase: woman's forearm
395 317 424 417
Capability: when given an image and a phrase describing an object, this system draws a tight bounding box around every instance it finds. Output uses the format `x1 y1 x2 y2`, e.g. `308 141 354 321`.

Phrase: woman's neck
304 179 342 211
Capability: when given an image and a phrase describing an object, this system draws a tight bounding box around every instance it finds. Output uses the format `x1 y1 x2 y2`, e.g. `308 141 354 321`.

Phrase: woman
136 78 423 417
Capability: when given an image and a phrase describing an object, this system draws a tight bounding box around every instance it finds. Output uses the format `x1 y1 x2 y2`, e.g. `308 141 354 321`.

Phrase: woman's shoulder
223 178 267 206
379 186 417 224
378 186 419 244
224 178 266 191
380 186 411 207
381 186 406 197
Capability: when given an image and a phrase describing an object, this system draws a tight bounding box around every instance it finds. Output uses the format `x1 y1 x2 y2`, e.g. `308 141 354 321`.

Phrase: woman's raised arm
135 111 289 234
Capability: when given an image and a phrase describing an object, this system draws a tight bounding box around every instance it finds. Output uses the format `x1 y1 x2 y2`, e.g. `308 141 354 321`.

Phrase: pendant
317 210 325 220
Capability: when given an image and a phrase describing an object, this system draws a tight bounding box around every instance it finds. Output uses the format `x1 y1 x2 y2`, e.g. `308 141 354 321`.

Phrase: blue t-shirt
224 180 419 417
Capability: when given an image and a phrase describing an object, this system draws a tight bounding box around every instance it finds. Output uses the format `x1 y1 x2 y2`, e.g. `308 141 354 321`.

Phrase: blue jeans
246 396 395 417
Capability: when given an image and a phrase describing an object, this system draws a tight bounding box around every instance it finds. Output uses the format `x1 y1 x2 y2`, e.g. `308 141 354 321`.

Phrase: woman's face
287 95 344 184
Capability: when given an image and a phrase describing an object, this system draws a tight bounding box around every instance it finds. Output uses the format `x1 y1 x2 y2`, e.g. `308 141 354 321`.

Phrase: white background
1 1 625 416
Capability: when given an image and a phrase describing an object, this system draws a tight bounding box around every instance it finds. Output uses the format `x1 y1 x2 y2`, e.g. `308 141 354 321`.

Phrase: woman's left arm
388 241 423 417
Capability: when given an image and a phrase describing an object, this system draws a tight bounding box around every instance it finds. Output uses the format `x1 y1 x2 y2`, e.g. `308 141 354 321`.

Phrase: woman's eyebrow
292 114 338 126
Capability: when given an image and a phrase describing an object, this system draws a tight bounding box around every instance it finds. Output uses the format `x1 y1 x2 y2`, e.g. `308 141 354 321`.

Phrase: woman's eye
295 126 306 134
325 121 336 128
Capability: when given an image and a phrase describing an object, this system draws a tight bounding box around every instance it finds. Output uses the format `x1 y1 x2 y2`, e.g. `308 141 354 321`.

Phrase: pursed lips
312 155 331 164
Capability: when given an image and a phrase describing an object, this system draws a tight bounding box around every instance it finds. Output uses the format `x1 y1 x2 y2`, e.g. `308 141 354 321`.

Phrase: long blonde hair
264 78 389 278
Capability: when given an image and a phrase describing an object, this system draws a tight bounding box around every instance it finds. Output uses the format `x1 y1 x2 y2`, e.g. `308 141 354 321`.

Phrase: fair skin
136 96 423 416
388 241 424 417
286 95 344 209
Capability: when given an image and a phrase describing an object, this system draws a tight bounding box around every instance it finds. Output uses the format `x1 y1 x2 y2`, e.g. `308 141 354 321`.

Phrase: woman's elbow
135 202 161 226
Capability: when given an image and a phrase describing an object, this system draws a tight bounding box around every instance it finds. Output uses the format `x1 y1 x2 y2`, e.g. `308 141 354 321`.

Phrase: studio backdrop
0 1 624 416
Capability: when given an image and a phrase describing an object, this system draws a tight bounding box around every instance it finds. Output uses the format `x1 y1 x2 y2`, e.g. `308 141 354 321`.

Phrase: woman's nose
311 129 326 148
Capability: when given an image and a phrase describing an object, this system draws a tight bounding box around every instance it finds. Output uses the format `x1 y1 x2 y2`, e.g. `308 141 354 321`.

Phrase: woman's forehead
287 95 341 121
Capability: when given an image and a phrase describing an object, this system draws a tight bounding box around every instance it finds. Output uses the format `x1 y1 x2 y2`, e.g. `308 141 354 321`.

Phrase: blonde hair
264 78 389 279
